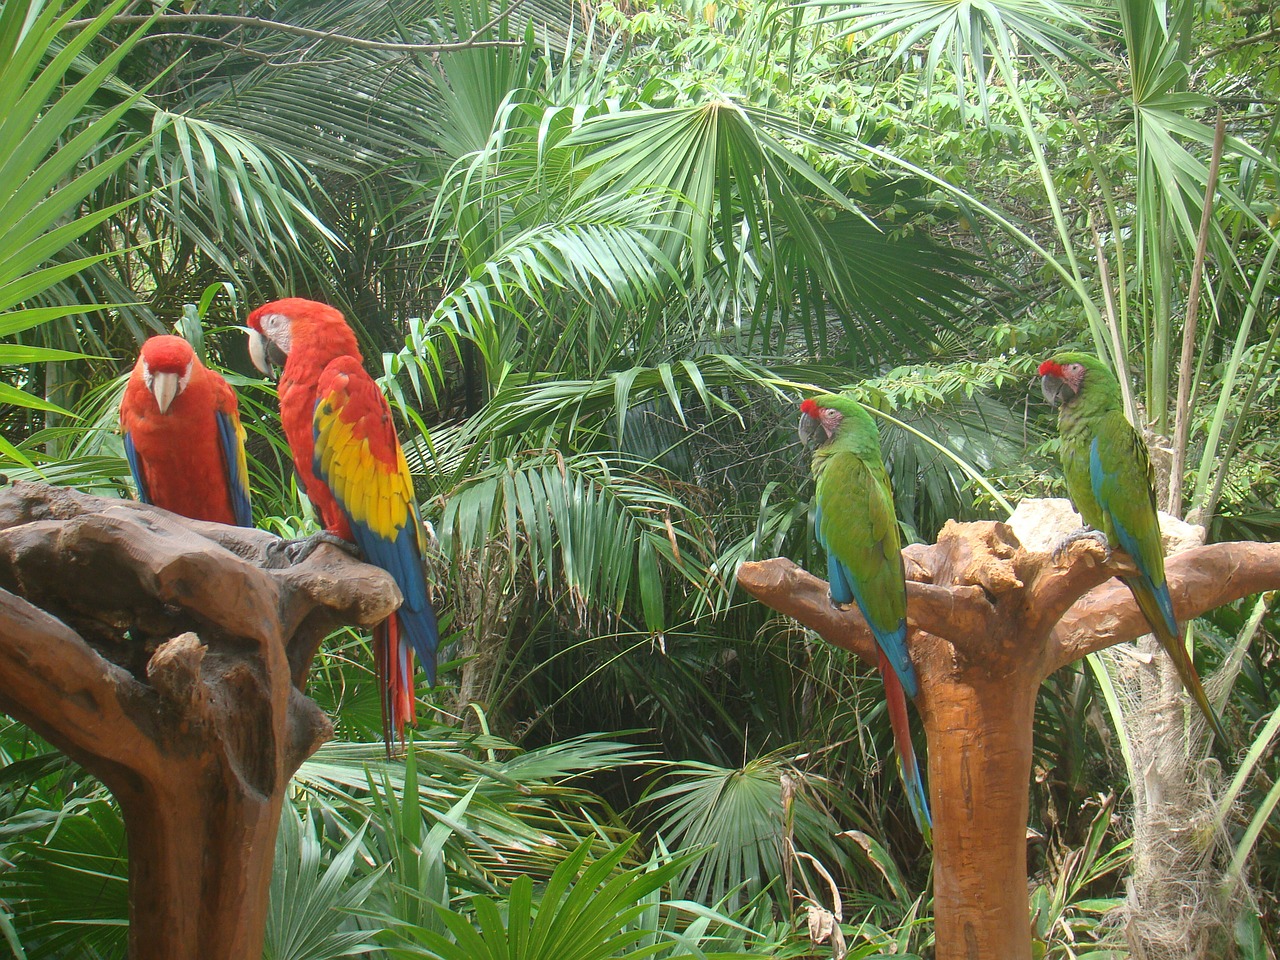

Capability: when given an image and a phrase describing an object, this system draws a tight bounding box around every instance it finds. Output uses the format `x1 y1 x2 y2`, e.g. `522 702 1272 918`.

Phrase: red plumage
1038 359 1066 379
247 298 439 744
254 298 360 539
800 397 822 419
120 335 249 526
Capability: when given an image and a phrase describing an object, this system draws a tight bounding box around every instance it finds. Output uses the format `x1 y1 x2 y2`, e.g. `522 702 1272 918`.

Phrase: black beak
798 413 823 448
1041 375 1070 408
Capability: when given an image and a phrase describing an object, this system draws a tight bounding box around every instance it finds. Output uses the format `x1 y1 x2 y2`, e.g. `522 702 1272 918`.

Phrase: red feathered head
246 298 356 376
136 335 197 414
139 335 195 374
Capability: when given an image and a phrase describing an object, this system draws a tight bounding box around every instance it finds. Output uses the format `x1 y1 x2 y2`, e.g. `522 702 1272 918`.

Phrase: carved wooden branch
0 481 402 960
736 502 1280 960
1049 540 1280 670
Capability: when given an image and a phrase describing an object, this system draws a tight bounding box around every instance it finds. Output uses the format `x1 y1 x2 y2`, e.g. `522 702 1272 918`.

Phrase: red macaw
246 297 439 742
119 335 252 527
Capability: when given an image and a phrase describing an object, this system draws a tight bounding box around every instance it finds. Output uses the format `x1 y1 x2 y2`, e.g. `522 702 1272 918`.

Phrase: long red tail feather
375 614 419 754
878 649 932 844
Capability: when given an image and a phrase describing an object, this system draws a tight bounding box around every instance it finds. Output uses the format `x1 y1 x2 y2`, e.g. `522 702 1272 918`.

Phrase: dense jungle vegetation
2 0 1279 956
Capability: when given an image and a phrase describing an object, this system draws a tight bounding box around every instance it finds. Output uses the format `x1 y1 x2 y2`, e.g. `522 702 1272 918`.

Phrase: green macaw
799 393 931 840
1039 352 1229 747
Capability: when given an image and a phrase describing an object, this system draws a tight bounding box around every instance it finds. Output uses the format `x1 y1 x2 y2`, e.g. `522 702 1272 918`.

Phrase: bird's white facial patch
818 407 843 440
255 313 293 355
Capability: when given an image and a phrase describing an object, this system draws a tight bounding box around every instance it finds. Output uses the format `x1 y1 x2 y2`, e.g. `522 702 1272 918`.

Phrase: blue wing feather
1090 438 1178 636
347 514 439 685
123 432 151 504
215 410 253 527
815 503 919 699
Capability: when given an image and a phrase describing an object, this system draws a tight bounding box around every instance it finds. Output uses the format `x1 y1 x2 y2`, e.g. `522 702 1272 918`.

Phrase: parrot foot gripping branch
263 529 364 568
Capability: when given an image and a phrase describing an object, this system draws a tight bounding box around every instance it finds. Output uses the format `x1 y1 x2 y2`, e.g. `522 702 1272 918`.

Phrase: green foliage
265 808 384 960
636 753 852 908
390 837 770 960
0 0 157 464
1028 797 1130 958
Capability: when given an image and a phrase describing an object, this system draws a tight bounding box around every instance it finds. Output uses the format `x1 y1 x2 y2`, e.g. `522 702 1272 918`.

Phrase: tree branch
1019 535 1138 641
734 557 989 663
1047 539 1280 672
0 587 155 775
66 13 523 52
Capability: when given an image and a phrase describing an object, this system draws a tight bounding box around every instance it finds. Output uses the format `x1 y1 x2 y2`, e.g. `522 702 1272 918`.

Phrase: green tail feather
1130 581 1230 750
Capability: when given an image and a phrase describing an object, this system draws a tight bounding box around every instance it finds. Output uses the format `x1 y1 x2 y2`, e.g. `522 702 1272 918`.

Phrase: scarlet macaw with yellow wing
246 298 438 742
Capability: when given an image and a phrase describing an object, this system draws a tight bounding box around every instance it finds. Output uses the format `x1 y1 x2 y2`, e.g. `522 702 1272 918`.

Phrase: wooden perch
0 481 402 960
737 502 1280 960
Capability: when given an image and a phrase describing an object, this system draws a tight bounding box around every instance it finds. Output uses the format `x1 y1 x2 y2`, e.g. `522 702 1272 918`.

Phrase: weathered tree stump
736 502 1280 960
0 480 402 960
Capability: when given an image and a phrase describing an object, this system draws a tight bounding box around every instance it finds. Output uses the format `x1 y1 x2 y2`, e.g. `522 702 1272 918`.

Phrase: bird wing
312 357 438 678
122 430 152 505
1088 413 1176 636
212 375 253 527
815 449 916 697
1088 407 1229 746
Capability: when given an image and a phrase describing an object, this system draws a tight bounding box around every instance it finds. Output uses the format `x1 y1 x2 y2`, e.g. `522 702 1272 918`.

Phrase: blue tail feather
350 517 440 684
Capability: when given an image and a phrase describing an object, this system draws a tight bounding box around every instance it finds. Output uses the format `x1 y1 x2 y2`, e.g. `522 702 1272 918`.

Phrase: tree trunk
118 776 282 960
0 482 402 960
925 670 1037 959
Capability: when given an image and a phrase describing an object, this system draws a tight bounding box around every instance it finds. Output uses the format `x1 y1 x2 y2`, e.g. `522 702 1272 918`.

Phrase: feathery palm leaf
264 806 384 960
638 753 855 909
0 0 159 465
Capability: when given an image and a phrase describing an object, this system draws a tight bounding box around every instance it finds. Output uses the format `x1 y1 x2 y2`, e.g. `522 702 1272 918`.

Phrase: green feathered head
798 392 877 449
1038 351 1121 411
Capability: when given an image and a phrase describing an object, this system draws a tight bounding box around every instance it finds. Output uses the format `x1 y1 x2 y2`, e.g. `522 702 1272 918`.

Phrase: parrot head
799 394 874 448
799 397 836 447
1038 352 1105 409
137 335 196 415
246 298 349 377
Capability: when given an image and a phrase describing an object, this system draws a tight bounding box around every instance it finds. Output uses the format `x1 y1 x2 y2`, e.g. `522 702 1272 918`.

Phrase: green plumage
800 393 930 839
810 397 907 640
1042 352 1228 748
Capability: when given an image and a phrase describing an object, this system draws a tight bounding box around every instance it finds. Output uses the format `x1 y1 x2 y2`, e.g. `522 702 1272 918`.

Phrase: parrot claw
1051 527 1111 565
264 531 363 568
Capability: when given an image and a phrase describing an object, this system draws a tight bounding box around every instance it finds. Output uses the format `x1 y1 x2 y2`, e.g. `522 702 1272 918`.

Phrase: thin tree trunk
925 671 1037 958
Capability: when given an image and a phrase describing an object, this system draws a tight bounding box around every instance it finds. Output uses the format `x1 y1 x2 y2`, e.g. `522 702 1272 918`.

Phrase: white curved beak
248 330 273 377
150 372 181 414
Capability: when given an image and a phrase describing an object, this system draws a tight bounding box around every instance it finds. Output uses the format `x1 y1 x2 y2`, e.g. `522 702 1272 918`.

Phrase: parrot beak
248 329 277 378
798 412 822 448
150 372 181 414
1041 374 1070 408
